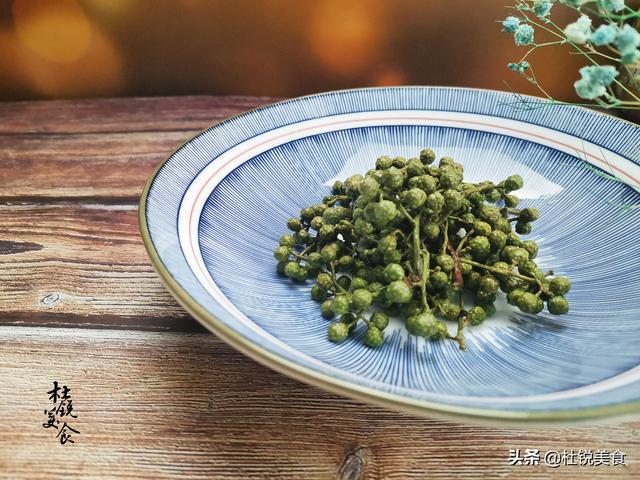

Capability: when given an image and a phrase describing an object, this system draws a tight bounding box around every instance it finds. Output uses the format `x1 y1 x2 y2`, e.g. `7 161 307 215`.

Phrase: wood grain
0 96 276 134
0 96 273 200
2 327 638 480
0 202 200 330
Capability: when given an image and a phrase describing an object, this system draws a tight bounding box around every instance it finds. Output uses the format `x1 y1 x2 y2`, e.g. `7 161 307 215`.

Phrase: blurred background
0 0 612 102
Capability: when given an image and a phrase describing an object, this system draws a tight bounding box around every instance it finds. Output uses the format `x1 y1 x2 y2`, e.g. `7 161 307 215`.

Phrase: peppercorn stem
459 258 537 284
441 220 449 254
329 262 348 293
456 229 474 253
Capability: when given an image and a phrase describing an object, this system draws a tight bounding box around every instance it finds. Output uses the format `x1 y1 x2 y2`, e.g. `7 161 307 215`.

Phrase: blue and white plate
140 87 640 424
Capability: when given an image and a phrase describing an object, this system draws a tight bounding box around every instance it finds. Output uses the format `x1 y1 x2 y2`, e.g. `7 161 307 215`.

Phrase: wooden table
1 96 638 479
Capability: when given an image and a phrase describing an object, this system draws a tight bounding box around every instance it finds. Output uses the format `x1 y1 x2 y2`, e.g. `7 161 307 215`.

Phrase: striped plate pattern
142 87 640 421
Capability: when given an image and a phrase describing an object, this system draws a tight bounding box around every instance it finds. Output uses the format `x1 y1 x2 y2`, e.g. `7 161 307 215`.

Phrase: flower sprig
500 0 640 111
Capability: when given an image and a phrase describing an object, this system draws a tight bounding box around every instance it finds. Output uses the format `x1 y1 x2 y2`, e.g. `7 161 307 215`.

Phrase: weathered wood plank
0 202 199 330
0 96 275 134
2 327 638 480
0 130 193 199
0 96 274 199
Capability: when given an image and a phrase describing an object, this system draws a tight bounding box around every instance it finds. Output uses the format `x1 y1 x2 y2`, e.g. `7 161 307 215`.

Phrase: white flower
564 15 592 44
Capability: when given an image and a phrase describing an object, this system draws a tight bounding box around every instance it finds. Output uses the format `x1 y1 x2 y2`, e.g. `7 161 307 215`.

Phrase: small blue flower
502 16 521 33
590 24 618 46
615 24 640 55
621 49 640 65
573 65 619 100
600 0 626 13
507 61 530 72
533 1 553 19
514 24 535 46
564 15 592 44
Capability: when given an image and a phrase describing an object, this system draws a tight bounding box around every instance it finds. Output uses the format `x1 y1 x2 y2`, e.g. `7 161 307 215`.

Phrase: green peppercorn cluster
274 149 571 350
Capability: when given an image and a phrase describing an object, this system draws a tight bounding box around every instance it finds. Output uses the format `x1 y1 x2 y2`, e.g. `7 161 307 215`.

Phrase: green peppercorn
274 245 290 262
464 270 481 290
436 254 455 273
426 192 444 213
469 236 490 259
473 220 492 237
350 289 372 311
406 311 438 336
479 275 500 294
310 216 324 231
430 271 449 289
503 174 524 192
401 187 427 209
515 221 532 235
320 299 334 318
337 255 355 270
440 302 461 321
430 320 449 340
547 295 569 315
359 176 380 199
279 234 296 247
443 189 463 211
370 311 389 330
519 207 540 222
521 240 538 259
371 200 397 226
383 263 405 284
294 229 311 244
331 295 351 315
311 285 328 302
485 188 501 203
518 292 544 314
316 273 333 290
350 277 369 291
549 276 571 295
420 148 436 165
364 326 384 348
328 322 349 342
378 234 397 252
517 259 537 277
504 194 519 208
479 205 501 224
386 280 413 303
376 155 393 170
320 245 337 263
382 167 404 190
493 217 512 234
467 306 487 325
292 264 308 282
406 158 425 177
382 248 401 265
422 222 440 240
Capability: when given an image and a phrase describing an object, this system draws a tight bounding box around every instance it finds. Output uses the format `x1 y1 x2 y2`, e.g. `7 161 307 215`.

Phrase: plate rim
139 86 640 425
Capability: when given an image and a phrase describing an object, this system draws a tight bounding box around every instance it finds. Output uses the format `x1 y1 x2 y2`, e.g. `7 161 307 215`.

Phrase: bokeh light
308 0 386 77
13 0 92 64
0 0 610 101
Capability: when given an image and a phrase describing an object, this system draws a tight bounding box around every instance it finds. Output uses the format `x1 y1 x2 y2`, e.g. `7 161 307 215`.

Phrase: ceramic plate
140 87 640 424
